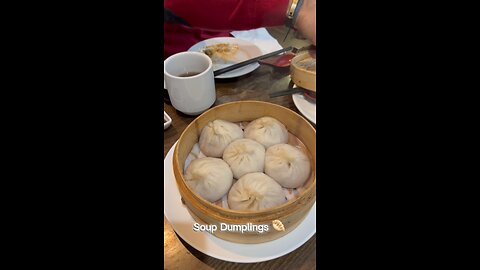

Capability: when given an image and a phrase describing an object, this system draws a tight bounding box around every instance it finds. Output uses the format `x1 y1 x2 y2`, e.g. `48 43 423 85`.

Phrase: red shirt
164 0 289 59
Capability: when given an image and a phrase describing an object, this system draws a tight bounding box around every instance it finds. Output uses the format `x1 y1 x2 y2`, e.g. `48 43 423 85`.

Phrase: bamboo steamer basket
172 101 316 244
290 50 316 92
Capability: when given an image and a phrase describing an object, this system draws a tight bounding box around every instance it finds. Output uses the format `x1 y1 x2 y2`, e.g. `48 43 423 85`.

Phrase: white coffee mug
164 52 216 115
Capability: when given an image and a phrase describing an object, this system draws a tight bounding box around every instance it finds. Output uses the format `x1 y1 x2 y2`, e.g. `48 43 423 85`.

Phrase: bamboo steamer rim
173 100 316 219
291 50 316 92
291 51 316 76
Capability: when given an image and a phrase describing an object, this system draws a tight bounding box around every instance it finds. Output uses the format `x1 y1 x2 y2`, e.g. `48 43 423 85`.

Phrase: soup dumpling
244 117 288 148
222 138 265 179
265 144 311 188
184 157 233 202
199 120 243 157
228 172 286 211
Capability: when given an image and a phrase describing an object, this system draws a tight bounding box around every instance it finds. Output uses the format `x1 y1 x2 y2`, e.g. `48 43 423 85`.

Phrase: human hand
295 0 316 45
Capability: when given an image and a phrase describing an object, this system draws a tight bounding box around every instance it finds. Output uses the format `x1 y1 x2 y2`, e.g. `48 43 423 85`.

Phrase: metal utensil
270 88 305 98
213 47 295 77
270 87 316 100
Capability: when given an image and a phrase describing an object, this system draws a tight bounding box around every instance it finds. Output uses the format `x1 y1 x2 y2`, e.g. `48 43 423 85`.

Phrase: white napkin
230 28 283 54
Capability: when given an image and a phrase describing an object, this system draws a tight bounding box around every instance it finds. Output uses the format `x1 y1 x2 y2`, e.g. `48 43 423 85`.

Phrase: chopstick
269 88 305 98
269 88 316 98
213 46 293 77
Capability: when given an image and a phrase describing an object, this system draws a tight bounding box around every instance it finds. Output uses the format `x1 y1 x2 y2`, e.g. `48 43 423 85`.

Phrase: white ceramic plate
188 37 263 79
292 92 316 124
164 142 316 263
164 111 172 130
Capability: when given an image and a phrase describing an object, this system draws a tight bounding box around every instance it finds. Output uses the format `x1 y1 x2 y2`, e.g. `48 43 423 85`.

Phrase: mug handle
164 78 171 104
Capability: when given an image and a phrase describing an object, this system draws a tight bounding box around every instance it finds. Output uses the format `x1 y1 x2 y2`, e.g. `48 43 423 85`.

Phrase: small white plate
188 37 263 79
164 111 172 130
292 92 316 124
164 142 316 263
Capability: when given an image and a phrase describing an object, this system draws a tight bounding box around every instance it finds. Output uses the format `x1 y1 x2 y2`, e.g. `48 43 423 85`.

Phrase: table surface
164 26 316 270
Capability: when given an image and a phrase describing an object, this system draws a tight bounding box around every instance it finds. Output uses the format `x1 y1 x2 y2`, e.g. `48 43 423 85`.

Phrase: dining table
164 25 316 269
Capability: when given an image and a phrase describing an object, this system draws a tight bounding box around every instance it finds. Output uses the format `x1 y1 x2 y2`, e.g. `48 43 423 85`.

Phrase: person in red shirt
164 0 316 59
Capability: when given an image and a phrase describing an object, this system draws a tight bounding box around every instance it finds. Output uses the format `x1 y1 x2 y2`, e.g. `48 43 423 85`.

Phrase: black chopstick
213 46 293 77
